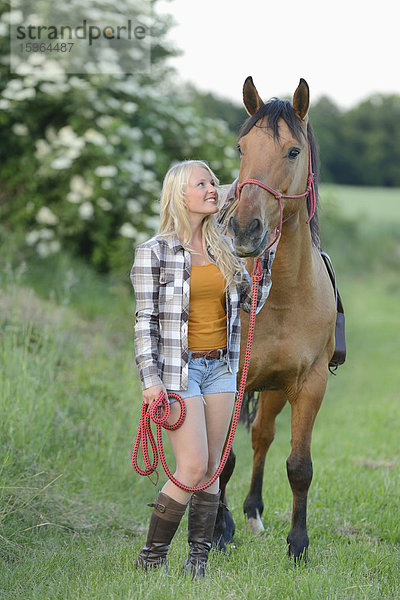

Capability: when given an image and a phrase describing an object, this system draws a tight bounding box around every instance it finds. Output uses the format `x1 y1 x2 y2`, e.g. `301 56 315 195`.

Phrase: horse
214 77 337 562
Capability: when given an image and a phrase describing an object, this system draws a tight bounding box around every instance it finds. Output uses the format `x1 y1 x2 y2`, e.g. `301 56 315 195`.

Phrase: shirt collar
161 233 215 261
161 234 186 254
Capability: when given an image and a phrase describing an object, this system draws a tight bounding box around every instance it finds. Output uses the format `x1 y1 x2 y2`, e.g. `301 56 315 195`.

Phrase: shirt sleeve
130 244 163 390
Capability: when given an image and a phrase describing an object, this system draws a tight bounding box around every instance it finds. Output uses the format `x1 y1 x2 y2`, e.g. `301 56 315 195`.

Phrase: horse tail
239 391 259 430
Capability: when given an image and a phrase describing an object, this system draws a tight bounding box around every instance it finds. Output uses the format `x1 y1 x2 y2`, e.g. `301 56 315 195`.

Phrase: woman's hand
142 384 168 405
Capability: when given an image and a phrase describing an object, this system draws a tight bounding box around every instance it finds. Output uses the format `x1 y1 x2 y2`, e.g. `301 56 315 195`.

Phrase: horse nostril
228 216 239 237
249 218 262 237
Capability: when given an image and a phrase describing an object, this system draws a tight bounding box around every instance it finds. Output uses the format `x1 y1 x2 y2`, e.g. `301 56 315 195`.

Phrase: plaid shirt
130 234 275 391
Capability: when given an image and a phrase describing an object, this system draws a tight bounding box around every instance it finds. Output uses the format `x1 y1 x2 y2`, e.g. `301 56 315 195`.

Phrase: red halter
237 144 316 251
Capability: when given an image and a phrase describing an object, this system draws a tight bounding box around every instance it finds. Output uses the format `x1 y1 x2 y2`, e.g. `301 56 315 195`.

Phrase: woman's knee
177 456 208 484
206 456 222 479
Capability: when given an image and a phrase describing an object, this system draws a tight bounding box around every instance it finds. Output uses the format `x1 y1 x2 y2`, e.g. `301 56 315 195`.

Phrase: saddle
320 251 346 372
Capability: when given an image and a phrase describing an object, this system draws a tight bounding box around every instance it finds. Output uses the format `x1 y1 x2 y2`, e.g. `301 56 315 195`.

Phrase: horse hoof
287 532 309 564
246 509 264 534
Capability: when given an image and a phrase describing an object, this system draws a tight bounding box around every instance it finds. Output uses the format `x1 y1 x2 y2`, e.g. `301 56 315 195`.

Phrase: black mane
238 99 321 248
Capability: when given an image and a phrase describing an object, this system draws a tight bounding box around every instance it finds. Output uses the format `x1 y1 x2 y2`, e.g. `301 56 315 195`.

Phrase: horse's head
228 77 317 257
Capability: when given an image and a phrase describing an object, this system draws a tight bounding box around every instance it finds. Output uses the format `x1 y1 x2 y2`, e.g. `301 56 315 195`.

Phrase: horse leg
286 366 327 562
243 390 287 533
213 448 236 550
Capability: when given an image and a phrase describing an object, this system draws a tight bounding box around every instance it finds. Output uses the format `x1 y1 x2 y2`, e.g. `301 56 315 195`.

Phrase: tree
340 95 400 186
0 0 238 272
309 96 344 183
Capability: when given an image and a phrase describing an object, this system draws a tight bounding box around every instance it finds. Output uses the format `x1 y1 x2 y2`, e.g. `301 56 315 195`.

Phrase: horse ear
243 76 264 116
293 78 310 120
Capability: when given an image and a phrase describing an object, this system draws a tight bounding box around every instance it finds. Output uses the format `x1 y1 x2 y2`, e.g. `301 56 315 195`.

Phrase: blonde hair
158 160 243 289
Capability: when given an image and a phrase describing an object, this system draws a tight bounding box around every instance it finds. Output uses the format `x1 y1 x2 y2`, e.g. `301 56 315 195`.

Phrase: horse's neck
271 214 314 292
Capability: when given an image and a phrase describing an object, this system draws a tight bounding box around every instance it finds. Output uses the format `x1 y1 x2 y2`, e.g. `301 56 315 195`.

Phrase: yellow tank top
188 263 227 351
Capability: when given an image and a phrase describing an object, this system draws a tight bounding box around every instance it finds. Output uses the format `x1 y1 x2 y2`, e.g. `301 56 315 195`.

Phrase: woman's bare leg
161 392 235 500
198 392 236 494
161 396 208 504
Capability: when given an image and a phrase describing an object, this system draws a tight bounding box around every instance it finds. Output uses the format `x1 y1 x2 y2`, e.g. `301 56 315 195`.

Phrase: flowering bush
0 1 238 273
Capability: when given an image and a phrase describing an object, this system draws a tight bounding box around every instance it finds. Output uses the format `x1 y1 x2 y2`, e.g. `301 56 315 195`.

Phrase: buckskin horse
214 77 338 562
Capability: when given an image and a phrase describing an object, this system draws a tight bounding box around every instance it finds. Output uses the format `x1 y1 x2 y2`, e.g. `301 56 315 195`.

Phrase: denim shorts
167 350 237 403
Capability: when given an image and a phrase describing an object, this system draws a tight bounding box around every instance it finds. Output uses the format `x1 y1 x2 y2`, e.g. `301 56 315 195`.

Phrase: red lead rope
131 257 265 492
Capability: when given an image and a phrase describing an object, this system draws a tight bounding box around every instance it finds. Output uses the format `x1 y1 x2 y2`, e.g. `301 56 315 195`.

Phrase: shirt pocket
159 270 176 303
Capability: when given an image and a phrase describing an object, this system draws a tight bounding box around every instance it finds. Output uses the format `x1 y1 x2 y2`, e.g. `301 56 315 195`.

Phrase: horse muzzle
228 215 269 257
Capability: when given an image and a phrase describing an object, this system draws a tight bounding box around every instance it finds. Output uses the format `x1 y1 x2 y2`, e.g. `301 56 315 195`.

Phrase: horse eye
236 144 242 156
288 147 300 159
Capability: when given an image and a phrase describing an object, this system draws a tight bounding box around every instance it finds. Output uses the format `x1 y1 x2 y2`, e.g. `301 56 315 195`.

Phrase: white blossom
224 146 236 158
3 85 36 101
97 197 112 211
122 102 138 114
84 129 106 146
45 126 57 143
5 10 23 25
69 77 91 90
66 191 81 204
127 199 141 213
117 125 142 141
96 115 113 128
135 231 149 245
39 228 55 240
51 156 72 170
25 230 40 245
109 135 121 145
101 180 113 190
36 242 50 257
69 176 93 198
81 182 93 198
39 82 70 95
120 223 137 238
40 60 65 78
50 240 61 253
81 109 95 119
94 165 118 177
57 126 85 150
36 240 61 257
36 206 59 225
78 202 94 220
142 150 156 165
12 123 29 136
146 216 160 230
142 169 156 182
70 175 85 193
35 139 51 158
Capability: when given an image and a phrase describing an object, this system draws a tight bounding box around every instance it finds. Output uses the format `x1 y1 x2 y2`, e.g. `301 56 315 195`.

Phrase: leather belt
190 348 227 360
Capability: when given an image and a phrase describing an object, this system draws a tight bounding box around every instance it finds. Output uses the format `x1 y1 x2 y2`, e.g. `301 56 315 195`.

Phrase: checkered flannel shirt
130 233 275 391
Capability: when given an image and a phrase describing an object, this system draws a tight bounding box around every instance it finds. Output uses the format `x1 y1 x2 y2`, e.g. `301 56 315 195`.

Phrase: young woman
131 160 275 577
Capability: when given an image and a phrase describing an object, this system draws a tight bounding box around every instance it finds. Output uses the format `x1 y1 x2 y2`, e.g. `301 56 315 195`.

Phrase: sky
157 0 399 110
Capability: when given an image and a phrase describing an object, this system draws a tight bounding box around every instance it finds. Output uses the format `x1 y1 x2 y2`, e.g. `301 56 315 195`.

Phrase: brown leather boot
135 492 187 571
184 490 220 578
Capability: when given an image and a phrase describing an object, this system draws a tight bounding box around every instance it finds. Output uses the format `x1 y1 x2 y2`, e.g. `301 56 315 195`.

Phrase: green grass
320 184 400 223
318 185 400 277
1 192 400 599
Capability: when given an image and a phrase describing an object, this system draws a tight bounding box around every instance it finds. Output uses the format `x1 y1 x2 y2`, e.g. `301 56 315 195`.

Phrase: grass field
320 184 400 223
1 186 399 599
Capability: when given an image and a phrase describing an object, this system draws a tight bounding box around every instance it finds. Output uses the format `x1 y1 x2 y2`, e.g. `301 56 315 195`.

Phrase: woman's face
184 166 219 218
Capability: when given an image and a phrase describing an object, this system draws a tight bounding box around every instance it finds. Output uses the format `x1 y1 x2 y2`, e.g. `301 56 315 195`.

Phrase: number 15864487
19 42 74 53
